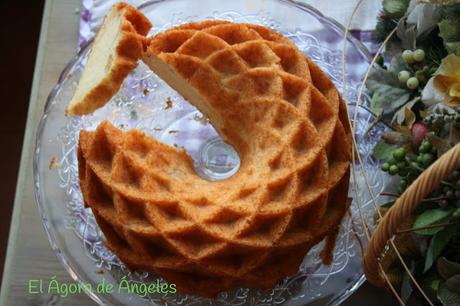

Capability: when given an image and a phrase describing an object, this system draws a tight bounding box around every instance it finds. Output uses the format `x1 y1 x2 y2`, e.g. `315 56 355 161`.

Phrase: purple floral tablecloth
77 0 380 53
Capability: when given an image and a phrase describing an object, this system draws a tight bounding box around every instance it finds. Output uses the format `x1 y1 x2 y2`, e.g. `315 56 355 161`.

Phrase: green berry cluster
381 147 416 194
416 139 437 165
398 49 431 90
381 139 460 207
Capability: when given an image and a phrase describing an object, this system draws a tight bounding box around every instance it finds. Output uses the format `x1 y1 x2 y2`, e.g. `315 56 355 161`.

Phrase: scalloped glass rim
33 1 381 305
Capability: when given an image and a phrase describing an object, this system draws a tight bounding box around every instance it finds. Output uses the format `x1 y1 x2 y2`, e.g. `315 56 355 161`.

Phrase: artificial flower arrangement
367 0 460 304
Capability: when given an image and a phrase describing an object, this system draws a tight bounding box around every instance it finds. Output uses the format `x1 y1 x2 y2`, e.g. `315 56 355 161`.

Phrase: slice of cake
66 2 152 116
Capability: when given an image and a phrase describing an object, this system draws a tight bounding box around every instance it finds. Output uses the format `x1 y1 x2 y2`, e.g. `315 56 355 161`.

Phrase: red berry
412 122 429 146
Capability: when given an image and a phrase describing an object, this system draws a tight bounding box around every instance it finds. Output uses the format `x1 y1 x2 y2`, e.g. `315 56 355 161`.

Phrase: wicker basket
363 143 460 289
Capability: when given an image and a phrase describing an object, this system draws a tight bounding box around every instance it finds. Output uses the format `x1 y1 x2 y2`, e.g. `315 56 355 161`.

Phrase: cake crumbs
143 88 149 96
193 113 210 125
130 110 138 120
153 127 163 132
168 130 179 134
49 157 59 170
165 97 173 110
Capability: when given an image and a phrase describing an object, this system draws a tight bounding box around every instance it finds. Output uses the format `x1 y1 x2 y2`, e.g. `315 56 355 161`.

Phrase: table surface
0 0 396 305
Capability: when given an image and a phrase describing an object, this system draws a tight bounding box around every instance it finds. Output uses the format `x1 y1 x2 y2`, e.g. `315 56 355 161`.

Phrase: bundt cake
66 3 152 116
73 5 352 298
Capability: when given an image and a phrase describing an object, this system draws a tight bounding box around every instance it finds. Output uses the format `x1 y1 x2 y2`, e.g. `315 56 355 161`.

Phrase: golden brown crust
78 19 352 297
303 55 352 259
66 3 152 116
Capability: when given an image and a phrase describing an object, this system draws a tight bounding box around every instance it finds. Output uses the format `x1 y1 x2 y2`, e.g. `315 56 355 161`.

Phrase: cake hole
197 137 240 181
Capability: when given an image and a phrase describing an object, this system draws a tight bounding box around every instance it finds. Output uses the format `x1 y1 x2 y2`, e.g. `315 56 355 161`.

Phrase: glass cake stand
34 0 389 305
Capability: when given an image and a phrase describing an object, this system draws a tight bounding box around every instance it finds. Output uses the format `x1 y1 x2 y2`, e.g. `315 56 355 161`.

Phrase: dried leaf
393 107 408 126
394 125 412 136
391 97 420 126
404 107 416 127
383 131 411 145
419 110 429 118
